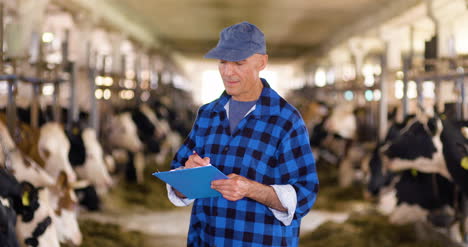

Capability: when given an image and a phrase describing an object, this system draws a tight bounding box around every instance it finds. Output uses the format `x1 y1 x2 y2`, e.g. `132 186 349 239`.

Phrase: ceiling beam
54 0 161 49
300 0 423 62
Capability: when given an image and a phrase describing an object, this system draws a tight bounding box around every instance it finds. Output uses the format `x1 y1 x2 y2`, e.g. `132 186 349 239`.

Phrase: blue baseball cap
204 21 267 62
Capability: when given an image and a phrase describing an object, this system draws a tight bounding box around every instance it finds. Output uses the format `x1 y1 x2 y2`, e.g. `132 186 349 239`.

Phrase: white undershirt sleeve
269 184 297 226
166 184 195 207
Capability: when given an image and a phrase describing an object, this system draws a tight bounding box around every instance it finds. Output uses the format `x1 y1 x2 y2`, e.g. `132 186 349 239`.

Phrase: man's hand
211 174 288 212
174 151 211 199
185 151 210 168
211 174 252 201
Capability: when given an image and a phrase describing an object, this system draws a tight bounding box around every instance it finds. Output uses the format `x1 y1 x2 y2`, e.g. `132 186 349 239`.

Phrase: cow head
324 103 356 140
74 128 113 194
37 122 77 182
0 121 55 187
380 116 449 178
107 112 144 153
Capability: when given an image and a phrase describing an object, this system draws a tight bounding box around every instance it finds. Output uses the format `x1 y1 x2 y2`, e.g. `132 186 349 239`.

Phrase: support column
379 44 389 141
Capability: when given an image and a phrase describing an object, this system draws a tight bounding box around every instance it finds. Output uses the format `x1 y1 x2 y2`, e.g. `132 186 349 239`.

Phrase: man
167 21 319 247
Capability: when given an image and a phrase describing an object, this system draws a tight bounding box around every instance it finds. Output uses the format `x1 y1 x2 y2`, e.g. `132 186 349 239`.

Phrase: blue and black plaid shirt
171 79 319 247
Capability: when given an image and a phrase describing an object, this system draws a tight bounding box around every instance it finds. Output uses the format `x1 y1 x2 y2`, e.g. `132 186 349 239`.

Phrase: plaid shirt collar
212 78 282 118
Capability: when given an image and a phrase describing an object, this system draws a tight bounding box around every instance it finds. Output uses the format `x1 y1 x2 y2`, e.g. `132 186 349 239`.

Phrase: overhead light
365 90 373 101
104 77 113 87
124 79 135 89
103 89 111 100
42 83 54 96
42 32 54 43
119 90 134 100
95 89 103 99
344 90 354 101
423 81 435 99
95 76 104 86
395 80 404 99
408 81 417 99
315 68 326 87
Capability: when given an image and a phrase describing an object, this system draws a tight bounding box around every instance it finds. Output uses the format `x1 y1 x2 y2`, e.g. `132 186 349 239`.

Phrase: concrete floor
81 206 349 247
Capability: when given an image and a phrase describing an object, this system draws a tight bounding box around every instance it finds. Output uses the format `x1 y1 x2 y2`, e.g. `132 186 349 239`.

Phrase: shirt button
223 146 229 153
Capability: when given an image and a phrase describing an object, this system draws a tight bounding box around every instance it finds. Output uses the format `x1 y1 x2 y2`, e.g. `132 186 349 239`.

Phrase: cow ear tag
22 191 30 206
411 169 418 176
72 127 79 135
461 156 468 170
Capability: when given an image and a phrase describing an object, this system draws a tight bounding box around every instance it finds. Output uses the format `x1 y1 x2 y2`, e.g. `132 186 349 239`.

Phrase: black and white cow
368 109 468 243
104 104 181 183
367 114 417 196
309 103 378 187
66 123 112 210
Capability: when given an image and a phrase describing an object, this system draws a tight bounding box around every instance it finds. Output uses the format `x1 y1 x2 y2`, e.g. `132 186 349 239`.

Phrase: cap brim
204 47 254 62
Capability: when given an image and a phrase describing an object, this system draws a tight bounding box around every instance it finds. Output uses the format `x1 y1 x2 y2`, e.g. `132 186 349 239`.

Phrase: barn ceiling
63 0 423 61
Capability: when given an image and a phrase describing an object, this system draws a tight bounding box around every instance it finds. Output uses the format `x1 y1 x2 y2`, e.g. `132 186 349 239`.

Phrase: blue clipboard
153 165 228 199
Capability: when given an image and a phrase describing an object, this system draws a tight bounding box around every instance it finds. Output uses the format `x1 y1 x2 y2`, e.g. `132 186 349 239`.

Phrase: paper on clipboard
152 165 228 199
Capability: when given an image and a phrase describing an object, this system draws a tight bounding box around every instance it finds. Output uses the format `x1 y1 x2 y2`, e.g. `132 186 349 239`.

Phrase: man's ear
257 54 268 71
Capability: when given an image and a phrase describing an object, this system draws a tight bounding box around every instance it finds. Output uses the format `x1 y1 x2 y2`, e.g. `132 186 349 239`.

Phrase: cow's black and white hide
0 196 19 247
0 168 60 247
0 168 23 209
65 123 111 210
0 119 55 187
310 104 378 187
75 185 100 211
367 112 467 243
130 107 161 154
105 102 187 183
391 171 457 225
387 169 465 243
381 117 451 179
367 114 417 196
0 168 20 247
439 117 468 244
66 124 86 168
312 104 355 160
439 117 468 196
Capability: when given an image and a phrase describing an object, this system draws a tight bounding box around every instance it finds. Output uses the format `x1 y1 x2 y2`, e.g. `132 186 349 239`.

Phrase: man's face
218 54 268 101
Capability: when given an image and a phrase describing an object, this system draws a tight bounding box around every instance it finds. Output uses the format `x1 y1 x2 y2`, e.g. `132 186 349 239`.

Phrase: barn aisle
69 161 462 247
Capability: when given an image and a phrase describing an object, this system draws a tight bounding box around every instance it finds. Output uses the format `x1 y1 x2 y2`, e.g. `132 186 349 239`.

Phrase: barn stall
0 0 467 246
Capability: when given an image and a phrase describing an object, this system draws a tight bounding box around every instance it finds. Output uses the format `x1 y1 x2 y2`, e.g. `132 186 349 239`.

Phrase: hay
300 211 444 247
62 219 148 247
313 163 368 211
102 154 176 212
